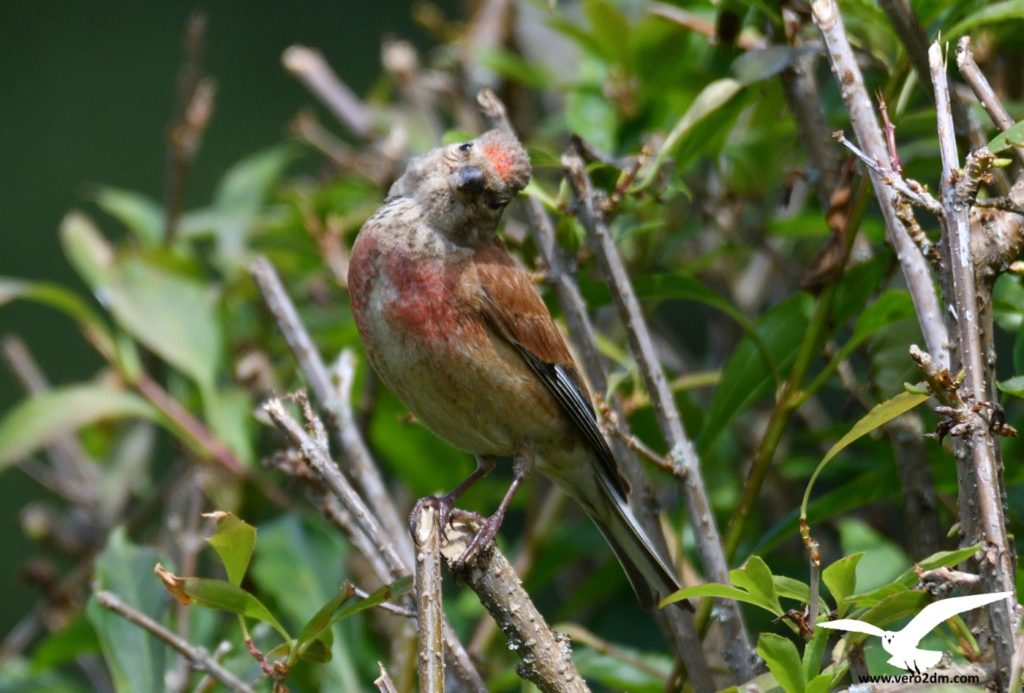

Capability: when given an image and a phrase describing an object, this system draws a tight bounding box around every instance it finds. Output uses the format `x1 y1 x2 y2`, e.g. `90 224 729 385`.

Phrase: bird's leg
450 457 531 572
409 456 497 540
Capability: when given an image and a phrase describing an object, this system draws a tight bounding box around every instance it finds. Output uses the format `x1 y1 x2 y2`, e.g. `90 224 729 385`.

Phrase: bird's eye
458 142 473 153
486 197 507 211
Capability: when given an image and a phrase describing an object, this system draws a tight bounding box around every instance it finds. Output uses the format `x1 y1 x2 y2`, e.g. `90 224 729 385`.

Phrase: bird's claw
448 509 495 573
409 495 457 543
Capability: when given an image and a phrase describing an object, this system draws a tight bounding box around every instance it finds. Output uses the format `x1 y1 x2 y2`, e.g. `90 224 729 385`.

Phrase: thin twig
929 42 1016 684
440 515 589 693
477 89 716 677
164 12 216 245
832 132 942 214
282 46 374 140
811 0 949 368
94 590 255 693
134 373 246 478
250 256 413 565
374 662 399 693
1 335 98 503
563 143 747 686
956 37 1024 170
411 505 445 692
261 395 486 692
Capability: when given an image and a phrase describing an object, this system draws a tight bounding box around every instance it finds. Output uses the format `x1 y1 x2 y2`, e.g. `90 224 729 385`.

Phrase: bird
818 591 1013 673
347 128 685 610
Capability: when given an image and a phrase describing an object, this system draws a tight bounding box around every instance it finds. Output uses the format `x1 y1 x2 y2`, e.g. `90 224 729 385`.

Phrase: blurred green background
0 0 451 638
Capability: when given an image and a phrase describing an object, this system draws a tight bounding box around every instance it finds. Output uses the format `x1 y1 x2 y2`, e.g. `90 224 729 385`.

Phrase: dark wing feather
473 241 628 499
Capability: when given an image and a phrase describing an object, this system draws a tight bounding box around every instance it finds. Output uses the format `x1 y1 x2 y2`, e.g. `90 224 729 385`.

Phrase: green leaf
802 627 828 682
566 88 618 153
987 119 1024 155
203 387 255 465
251 515 363 689
0 278 114 357
641 78 744 189
85 529 166 693
661 583 779 614
773 576 809 604
729 556 782 616
105 259 223 391
583 0 632 67
997 375 1024 398
948 1 1024 39
214 145 295 211
701 293 812 450
60 212 115 289
808 290 914 395
326 576 412 628
806 672 835 693
204 512 257 586
801 390 929 521
0 384 159 469
161 572 290 644
92 187 165 247
822 553 863 616
756 633 804 693
297 584 356 650
849 544 983 606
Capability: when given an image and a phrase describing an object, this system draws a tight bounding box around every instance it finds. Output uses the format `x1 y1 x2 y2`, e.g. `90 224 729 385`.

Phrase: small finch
348 129 683 610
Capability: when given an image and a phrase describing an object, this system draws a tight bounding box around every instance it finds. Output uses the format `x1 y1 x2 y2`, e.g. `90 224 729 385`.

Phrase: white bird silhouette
819 591 1013 673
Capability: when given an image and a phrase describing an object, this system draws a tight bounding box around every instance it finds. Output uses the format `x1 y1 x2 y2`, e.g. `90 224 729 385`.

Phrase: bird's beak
455 166 486 194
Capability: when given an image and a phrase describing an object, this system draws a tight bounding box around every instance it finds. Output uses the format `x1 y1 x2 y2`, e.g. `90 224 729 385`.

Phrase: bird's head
389 129 531 246
882 632 896 648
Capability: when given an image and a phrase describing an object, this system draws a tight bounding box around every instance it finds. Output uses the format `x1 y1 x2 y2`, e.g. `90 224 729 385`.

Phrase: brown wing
473 240 628 498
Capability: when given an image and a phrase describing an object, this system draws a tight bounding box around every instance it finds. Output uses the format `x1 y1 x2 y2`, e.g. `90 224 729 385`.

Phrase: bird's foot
449 509 498 573
409 494 459 544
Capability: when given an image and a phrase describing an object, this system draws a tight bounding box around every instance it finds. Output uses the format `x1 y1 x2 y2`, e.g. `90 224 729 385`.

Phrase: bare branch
411 505 445 693
282 46 374 140
929 41 1017 682
374 662 399 693
956 37 1024 170
250 256 413 565
261 395 486 692
832 132 943 214
811 0 949 368
440 515 589 693
164 12 216 245
476 89 720 680
95 590 255 693
562 143 749 685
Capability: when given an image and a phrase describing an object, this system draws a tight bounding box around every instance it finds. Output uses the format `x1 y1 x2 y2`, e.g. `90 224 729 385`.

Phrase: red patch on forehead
482 142 516 183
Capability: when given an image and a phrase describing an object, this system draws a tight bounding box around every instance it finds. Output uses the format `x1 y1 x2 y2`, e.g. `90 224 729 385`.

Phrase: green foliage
3 0 1023 689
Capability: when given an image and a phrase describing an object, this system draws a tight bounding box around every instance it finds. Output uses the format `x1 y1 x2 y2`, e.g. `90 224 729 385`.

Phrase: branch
476 89 719 680
439 515 589 693
261 395 486 692
956 37 1024 170
374 662 399 693
928 41 1017 683
811 0 949 368
1 335 99 504
282 46 374 140
94 590 255 693
164 12 216 245
250 256 413 565
832 132 943 214
411 505 445 693
562 143 749 686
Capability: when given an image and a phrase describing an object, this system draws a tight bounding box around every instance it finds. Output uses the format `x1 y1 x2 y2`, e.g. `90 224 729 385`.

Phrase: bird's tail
555 455 687 612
